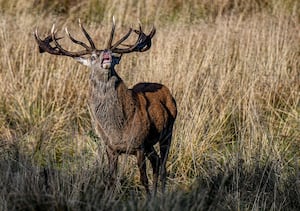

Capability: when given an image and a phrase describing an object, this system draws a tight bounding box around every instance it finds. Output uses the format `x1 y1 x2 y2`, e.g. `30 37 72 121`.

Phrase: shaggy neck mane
89 67 135 138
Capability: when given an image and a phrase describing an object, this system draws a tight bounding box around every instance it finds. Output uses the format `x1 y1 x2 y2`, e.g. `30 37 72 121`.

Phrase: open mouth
102 52 112 65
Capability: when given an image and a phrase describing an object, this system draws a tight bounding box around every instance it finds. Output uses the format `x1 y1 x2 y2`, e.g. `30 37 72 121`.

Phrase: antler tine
34 28 43 44
132 20 142 35
51 24 55 34
111 21 156 54
110 27 133 50
138 20 142 33
34 27 61 53
106 16 116 49
138 25 156 52
50 24 60 44
65 27 91 50
148 25 156 39
78 19 96 49
34 28 48 53
34 24 93 57
51 24 72 55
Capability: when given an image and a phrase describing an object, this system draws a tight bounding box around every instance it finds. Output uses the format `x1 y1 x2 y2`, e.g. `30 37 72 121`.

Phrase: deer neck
89 67 135 136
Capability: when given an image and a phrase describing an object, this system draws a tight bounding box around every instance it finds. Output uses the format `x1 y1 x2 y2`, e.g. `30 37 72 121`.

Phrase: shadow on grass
0 146 299 211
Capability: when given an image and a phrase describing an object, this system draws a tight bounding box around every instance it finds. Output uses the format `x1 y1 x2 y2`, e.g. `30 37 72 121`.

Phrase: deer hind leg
159 132 172 193
136 150 150 195
145 146 160 196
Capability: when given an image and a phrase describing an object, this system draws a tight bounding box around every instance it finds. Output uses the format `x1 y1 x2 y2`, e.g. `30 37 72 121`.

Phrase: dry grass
0 0 299 210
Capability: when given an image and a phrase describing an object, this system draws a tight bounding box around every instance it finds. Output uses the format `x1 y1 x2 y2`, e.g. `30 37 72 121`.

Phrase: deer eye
91 55 97 61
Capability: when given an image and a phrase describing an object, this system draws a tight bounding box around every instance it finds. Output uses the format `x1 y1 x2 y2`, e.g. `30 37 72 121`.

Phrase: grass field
0 0 299 210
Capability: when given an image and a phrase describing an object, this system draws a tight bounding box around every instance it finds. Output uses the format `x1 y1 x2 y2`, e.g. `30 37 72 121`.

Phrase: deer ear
74 57 91 67
112 53 122 65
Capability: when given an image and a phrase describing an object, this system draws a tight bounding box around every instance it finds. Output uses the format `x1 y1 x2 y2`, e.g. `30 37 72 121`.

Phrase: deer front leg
136 150 150 195
106 148 119 186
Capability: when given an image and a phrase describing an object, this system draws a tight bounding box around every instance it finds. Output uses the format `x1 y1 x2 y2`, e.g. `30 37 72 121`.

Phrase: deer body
90 69 176 152
34 19 177 195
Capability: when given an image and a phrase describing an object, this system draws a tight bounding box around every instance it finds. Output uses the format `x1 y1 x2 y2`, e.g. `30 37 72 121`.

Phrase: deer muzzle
101 51 112 69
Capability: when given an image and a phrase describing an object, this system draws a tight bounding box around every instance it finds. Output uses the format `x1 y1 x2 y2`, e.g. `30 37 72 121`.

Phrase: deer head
34 17 156 74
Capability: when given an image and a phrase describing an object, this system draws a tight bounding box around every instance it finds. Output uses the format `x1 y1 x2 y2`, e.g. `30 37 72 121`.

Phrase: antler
34 18 156 57
108 18 156 54
34 21 96 57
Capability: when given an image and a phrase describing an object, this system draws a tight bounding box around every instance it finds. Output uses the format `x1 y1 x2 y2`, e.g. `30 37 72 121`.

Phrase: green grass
0 0 299 210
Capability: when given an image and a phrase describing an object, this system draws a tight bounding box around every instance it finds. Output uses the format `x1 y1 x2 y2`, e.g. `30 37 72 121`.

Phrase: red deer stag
34 18 177 195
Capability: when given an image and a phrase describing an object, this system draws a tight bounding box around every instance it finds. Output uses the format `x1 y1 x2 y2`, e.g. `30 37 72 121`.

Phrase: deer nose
103 53 110 60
